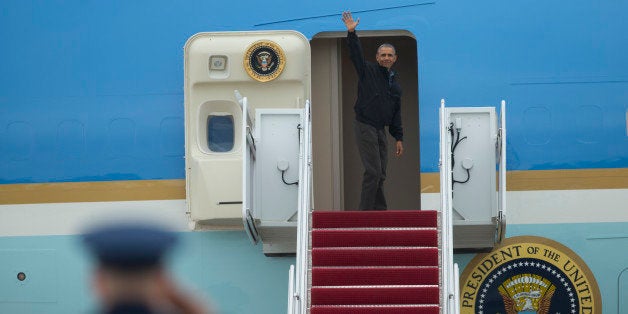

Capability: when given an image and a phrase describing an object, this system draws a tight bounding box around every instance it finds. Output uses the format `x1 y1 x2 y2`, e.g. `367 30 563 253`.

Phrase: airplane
1 1 626 313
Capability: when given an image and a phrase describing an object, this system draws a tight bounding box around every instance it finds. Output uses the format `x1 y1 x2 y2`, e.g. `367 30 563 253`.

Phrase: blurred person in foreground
82 221 209 314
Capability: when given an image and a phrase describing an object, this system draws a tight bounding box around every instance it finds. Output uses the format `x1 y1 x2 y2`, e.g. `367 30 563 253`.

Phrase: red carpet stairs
310 210 440 314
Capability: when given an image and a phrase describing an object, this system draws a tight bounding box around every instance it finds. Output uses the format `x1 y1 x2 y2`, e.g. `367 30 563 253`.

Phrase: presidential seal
459 236 601 314
243 40 285 82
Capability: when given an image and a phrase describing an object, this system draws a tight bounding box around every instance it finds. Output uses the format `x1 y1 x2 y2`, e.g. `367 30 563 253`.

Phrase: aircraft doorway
310 31 420 211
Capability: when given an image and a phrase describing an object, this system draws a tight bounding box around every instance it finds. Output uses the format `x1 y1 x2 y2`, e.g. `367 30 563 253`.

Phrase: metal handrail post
439 99 457 314
293 100 312 314
287 265 295 314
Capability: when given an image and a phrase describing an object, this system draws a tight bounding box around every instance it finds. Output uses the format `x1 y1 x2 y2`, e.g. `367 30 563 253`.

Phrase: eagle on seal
255 51 274 72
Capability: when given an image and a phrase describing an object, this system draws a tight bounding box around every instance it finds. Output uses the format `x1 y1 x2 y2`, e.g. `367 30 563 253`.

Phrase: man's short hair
377 43 396 55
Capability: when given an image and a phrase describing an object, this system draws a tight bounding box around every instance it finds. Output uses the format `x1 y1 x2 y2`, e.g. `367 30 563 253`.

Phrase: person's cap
82 222 178 270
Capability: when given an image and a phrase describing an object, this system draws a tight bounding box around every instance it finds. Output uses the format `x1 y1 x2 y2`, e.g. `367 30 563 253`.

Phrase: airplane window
207 115 234 152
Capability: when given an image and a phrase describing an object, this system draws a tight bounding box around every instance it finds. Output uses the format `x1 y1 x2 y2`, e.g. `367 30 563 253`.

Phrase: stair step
310 305 440 314
312 247 439 267
308 210 441 311
311 266 439 286
312 228 437 247
310 286 440 305
312 210 437 229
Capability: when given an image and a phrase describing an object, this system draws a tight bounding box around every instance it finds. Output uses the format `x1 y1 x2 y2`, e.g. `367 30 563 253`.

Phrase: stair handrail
439 99 459 313
291 99 312 314
453 263 461 314
287 265 296 314
497 100 507 245
240 92 260 245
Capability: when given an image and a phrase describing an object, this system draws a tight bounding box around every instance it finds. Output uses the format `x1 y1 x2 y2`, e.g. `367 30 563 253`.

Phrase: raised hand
341 11 360 32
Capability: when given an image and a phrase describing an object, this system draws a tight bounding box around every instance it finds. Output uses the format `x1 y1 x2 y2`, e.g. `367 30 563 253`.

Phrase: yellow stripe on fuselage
419 168 628 193
1 168 627 204
0 180 185 204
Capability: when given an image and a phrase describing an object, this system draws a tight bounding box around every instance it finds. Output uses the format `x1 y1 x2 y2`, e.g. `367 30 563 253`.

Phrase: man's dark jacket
347 31 403 141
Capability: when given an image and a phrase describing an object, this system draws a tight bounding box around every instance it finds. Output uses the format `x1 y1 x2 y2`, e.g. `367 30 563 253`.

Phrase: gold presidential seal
459 236 601 314
243 40 285 82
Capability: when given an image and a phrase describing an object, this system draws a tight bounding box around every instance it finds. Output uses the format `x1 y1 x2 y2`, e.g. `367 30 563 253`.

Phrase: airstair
307 210 441 313
286 103 460 314
286 100 506 313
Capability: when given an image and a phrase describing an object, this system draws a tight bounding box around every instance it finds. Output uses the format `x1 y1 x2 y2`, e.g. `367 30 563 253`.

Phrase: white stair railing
440 99 460 314
287 265 295 314
289 99 312 314
239 92 260 245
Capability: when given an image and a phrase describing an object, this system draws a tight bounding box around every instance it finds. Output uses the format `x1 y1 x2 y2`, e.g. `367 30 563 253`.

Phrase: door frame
311 30 419 211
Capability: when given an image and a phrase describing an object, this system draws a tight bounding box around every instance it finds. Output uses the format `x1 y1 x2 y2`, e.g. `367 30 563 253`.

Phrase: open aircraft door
439 99 507 251
184 31 311 254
